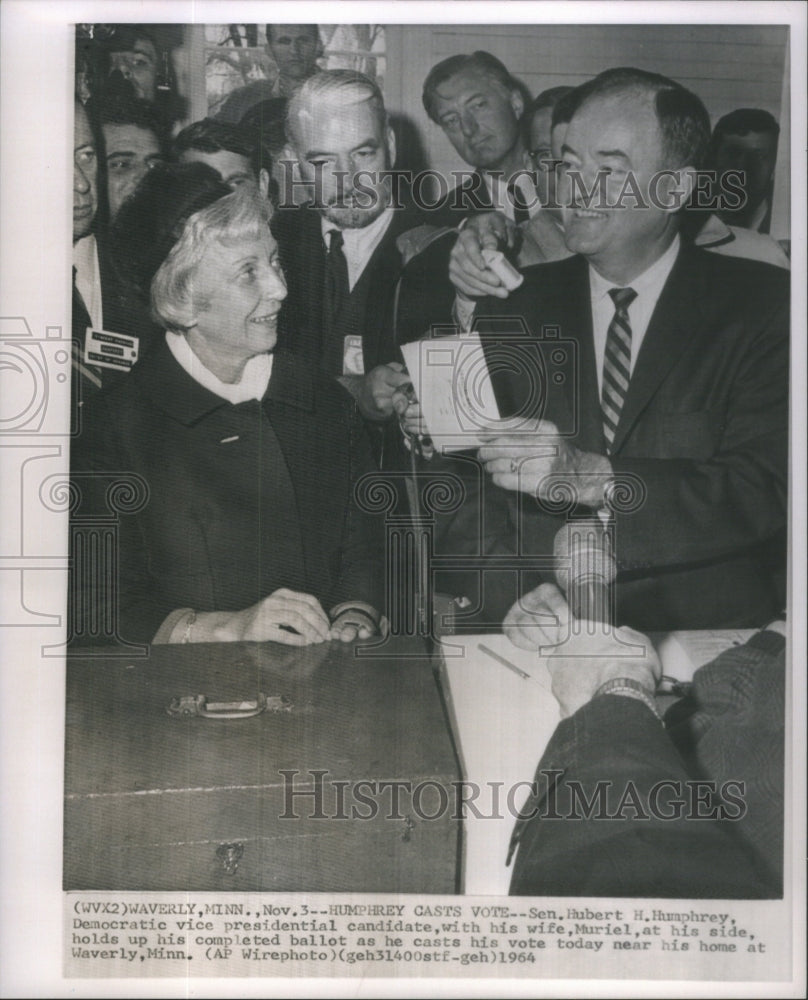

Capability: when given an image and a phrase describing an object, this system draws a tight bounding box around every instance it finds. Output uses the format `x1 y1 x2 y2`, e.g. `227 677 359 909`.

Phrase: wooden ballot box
64 638 460 893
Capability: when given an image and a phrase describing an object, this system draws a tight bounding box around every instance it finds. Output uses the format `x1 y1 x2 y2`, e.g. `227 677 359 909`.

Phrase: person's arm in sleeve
69 392 172 644
505 585 780 898
71 396 334 648
326 405 387 640
477 290 788 573
394 213 519 347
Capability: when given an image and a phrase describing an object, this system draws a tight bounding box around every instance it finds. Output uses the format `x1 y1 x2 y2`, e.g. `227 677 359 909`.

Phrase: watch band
594 676 662 721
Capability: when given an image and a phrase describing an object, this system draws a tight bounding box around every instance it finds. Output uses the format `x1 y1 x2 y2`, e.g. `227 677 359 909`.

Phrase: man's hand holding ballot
478 419 614 509
449 212 519 301
349 361 413 422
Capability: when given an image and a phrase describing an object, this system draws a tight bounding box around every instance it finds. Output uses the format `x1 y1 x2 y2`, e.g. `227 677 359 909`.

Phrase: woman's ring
509 459 519 474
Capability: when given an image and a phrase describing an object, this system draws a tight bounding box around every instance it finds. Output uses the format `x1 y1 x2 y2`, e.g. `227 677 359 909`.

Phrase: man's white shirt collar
166 330 273 404
73 234 103 331
321 206 395 291
588 234 681 306
588 235 681 391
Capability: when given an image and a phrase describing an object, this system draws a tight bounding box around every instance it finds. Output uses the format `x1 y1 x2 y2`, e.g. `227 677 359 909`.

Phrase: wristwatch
594 676 662 721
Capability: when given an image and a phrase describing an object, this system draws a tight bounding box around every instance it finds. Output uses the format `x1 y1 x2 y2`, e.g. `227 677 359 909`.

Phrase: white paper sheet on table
400 333 502 451
437 633 561 895
652 628 757 683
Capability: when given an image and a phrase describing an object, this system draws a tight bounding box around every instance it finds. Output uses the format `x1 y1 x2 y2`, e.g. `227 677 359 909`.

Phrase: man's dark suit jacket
459 246 789 631
429 170 497 228
271 202 430 377
271 202 455 471
509 629 785 898
72 232 163 410
70 341 383 644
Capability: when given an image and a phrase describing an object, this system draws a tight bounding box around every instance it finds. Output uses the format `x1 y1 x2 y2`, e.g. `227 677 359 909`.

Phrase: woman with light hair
71 162 384 646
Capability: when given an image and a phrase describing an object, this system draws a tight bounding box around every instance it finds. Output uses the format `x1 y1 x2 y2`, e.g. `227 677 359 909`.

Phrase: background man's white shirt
72 234 103 330
321 206 395 291
483 171 540 222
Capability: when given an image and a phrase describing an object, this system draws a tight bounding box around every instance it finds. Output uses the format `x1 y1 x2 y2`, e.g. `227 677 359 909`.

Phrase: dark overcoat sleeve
325 400 387 614
509 632 784 898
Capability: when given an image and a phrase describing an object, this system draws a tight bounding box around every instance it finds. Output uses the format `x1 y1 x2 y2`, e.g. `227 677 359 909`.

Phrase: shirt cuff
453 294 477 332
152 608 194 645
329 602 380 628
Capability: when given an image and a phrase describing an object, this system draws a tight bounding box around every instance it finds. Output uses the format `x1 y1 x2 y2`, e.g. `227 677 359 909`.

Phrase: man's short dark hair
422 51 520 123
562 66 712 170
98 96 166 147
712 108 780 142
174 118 255 160
106 25 160 56
239 98 289 156
265 24 319 44
521 86 575 144
172 118 265 178
551 86 583 130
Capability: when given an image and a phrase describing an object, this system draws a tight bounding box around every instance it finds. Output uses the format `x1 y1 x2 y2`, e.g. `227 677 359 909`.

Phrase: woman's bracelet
329 602 379 631
182 609 197 644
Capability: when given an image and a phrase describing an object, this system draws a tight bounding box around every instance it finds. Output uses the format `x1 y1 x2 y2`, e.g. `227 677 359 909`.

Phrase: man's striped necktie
601 286 637 453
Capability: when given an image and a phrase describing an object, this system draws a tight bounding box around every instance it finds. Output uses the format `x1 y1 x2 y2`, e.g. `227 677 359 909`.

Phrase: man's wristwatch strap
594 677 662 722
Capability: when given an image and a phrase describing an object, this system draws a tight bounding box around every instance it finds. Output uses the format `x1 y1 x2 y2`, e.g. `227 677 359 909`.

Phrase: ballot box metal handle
166 693 292 719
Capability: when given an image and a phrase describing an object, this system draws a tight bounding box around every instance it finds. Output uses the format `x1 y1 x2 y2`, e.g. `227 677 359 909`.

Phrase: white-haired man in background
274 69 441 448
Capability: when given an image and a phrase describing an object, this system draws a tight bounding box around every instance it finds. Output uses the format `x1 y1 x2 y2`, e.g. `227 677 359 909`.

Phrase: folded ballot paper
400 333 502 451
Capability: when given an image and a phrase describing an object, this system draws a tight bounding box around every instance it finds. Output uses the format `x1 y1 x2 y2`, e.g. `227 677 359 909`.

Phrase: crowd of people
70 24 789 899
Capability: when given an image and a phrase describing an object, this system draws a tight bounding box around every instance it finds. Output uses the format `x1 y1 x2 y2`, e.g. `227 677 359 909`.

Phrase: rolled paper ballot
481 247 524 291
553 519 617 626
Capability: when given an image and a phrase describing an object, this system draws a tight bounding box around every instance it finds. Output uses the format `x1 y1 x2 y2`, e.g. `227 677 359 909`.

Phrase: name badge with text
343 335 364 376
84 328 139 371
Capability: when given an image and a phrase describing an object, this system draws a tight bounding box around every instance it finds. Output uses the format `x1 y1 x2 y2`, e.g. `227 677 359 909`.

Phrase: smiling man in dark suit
454 67 788 631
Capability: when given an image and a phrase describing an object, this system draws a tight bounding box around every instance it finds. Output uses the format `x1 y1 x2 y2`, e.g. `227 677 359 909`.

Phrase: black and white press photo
0 2 805 997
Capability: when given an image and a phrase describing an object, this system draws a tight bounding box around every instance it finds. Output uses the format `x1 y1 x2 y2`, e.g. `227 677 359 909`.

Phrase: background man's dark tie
508 180 531 225
324 229 349 322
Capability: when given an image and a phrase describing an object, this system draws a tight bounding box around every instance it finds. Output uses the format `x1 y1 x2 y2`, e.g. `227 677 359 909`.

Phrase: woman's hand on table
168 595 386 646
204 588 332 645
329 603 386 643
